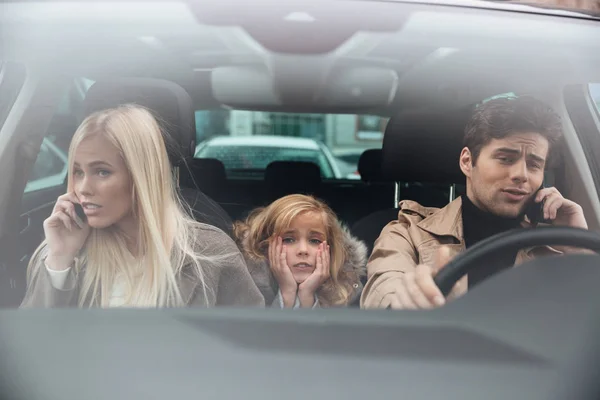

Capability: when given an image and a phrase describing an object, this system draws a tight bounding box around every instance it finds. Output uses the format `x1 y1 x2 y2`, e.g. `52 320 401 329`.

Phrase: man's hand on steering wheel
385 246 460 310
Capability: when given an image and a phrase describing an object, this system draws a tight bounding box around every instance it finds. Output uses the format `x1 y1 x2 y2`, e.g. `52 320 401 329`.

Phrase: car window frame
564 84 600 200
21 77 94 195
23 138 68 194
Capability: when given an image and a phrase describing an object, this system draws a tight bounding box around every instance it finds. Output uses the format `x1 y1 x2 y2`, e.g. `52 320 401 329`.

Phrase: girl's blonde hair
234 194 352 306
28 105 215 308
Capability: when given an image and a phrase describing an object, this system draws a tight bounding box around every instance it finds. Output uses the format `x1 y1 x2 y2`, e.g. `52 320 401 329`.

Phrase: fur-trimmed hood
240 225 368 307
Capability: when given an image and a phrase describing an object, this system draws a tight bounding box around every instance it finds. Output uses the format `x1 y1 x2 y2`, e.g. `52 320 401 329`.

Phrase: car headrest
265 161 322 198
180 158 227 189
358 149 385 183
382 108 472 184
83 78 196 166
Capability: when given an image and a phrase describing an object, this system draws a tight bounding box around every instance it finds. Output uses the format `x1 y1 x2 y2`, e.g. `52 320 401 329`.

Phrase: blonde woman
234 194 367 308
21 105 264 308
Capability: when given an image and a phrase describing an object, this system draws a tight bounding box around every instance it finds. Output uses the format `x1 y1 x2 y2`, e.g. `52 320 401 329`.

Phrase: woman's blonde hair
28 105 215 308
234 194 352 306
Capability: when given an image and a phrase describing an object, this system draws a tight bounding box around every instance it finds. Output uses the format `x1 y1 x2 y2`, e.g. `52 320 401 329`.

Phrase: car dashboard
1 254 600 400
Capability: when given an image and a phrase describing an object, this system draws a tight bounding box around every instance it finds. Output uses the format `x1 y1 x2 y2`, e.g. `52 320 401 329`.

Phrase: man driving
360 96 589 310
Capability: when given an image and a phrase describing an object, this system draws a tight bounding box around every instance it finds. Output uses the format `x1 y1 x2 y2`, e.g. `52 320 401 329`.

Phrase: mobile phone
73 203 87 225
525 184 549 225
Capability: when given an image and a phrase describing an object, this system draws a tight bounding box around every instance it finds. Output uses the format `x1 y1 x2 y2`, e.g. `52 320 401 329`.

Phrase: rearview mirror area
211 64 398 109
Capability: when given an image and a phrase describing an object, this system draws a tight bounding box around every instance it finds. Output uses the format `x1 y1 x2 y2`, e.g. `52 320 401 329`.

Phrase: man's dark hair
464 96 563 166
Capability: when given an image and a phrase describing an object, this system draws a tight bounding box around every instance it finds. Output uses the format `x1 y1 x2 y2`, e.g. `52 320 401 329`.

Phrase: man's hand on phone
535 187 588 230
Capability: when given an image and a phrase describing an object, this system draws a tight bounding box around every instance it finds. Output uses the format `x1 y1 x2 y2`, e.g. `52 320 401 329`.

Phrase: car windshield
3 2 600 397
0 0 599 351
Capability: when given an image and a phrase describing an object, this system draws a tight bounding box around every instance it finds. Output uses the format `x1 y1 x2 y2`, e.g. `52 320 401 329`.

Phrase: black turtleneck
461 195 523 288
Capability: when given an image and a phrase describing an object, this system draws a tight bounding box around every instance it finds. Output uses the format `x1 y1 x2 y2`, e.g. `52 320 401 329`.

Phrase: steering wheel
433 227 600 297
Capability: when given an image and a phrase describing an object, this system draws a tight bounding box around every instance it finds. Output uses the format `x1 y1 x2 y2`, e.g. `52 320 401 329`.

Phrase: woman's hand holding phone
43 192 90 271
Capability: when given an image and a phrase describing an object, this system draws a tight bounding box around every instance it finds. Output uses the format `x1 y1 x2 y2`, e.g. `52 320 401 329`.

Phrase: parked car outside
194 135 343 179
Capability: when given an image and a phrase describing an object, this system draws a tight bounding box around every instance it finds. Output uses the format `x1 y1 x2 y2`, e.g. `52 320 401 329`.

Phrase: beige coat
20 223 265 308
361 197 562 309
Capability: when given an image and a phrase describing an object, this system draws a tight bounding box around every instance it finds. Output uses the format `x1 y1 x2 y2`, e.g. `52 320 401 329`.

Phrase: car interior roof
2 1 600 114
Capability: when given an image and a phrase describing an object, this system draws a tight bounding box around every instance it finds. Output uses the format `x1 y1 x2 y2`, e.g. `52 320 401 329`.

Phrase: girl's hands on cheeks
268 236 298 308
298 242 330 308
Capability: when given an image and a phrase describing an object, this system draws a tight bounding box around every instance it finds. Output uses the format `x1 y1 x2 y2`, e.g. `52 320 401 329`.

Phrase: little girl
234 194 367 308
